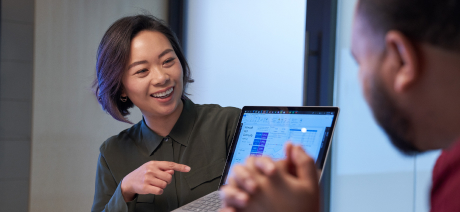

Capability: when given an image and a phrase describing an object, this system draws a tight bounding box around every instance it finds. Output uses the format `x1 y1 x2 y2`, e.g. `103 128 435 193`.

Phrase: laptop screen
221 107 339 185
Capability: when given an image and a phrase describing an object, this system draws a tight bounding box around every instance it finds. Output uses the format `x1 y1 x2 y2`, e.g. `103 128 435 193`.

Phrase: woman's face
122 30 184 119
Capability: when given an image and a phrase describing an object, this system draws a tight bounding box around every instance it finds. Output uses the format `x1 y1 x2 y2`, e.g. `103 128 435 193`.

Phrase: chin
157 97 182 116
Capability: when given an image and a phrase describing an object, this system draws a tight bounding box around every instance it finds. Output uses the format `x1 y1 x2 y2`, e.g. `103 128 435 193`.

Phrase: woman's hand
121 161 191 202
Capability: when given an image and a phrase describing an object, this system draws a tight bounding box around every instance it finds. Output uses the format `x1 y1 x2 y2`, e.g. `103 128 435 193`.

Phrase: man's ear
384 30 420 93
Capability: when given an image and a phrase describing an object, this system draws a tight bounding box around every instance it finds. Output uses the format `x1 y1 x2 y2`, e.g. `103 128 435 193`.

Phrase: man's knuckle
305 155 314 164
233 165 243 172
261 156 271 161
298 154 313 165
259 176 268 184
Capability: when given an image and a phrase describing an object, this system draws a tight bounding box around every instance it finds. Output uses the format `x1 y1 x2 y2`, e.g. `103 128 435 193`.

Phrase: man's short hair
357 0 460 52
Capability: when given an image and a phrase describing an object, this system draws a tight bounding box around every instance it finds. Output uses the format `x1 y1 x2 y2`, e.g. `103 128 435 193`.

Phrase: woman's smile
151 86 174 99
150 86 176 104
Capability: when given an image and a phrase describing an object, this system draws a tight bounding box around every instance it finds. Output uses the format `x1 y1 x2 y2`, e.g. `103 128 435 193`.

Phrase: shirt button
164 138 169 142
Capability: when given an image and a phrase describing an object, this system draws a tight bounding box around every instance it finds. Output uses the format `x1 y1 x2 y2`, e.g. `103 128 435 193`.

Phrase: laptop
173 106 340 212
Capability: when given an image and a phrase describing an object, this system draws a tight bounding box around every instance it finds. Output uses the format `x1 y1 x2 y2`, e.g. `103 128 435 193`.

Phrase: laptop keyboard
181 192 221 212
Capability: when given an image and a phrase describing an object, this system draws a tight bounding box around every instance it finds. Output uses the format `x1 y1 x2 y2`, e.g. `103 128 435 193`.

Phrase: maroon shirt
431 140 460 212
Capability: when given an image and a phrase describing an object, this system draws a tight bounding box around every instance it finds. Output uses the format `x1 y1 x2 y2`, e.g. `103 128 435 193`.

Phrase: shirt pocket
184 158 225 190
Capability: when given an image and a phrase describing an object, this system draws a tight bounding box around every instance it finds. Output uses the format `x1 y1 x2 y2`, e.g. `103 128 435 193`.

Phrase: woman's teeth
151 87 174 98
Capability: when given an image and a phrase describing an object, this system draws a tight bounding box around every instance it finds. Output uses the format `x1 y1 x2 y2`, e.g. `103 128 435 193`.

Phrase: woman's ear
385 30 420 93
120 87 127 98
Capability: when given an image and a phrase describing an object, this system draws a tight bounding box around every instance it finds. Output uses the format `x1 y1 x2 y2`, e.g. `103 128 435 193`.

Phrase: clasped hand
121 161 191 202
219 143 320 212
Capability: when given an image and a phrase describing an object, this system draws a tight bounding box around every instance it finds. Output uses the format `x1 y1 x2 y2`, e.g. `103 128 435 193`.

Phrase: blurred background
0 0 440 211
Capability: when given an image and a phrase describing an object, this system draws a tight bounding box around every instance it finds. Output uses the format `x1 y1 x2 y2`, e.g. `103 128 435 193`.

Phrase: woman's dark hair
357 0 460 52
93 15 193 124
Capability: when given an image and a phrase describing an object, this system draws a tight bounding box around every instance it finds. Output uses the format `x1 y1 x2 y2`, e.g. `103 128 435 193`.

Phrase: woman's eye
136 69 148 74
163 58 175 65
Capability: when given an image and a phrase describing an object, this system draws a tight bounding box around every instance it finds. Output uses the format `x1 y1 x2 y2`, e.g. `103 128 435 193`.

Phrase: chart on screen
230 112 332 164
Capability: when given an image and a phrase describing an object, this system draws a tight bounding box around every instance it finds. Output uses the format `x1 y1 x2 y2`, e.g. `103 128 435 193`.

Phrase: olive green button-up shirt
91 99 240 212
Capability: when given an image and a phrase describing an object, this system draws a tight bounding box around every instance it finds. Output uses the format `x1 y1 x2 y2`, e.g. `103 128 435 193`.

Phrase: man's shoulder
433 140 460 177
431 140 460 211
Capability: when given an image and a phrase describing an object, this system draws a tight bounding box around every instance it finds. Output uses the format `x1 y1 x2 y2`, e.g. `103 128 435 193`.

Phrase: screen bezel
219 106 340 187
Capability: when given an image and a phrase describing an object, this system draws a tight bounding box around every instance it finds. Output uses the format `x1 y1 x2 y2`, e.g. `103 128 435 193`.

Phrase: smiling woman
91 15 241 212
121 31 185 136
93 15 193 124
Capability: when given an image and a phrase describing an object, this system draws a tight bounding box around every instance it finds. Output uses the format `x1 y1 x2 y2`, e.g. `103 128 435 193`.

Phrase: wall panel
31 1 167 211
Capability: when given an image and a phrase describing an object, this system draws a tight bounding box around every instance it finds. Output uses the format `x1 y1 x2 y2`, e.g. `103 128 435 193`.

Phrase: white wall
30 1 167 211
331 1 440 211
185 0 306 108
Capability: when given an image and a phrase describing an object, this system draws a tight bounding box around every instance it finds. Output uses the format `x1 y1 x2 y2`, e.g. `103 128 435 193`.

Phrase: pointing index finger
157 161 191 172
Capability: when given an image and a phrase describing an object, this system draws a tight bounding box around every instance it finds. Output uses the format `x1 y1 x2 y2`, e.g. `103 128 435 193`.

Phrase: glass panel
185 0 306 108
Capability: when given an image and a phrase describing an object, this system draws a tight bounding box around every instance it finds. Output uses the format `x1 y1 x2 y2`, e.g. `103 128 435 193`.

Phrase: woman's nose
150 67 169 85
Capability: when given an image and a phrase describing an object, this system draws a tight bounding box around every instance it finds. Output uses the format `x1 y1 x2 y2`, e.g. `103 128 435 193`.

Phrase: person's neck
143 100 184 137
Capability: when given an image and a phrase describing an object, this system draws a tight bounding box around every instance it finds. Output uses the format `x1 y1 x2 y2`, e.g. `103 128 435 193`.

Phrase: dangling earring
120 96 128 102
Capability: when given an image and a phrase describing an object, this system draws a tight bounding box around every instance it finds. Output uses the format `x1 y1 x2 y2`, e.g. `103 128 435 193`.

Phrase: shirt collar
140 98 197 155
140 118 163 155
169 98 196 147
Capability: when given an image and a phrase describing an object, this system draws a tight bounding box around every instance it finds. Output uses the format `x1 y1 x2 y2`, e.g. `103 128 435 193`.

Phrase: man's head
351 0 460 154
